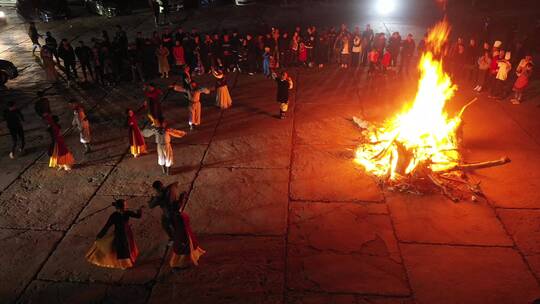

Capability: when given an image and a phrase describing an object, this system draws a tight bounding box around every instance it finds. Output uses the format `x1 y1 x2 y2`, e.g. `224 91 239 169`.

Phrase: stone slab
401 244 540 304
186 167 289 235
150 236 284 304
287 202 409 295
291 144 383 202
38 195 168 284
0 163 111 230
387 193 512 246
498 209 540 279
286 292 415 304
18 280 148 304
296 68 364 104
294 103 366 146
0 229 63 303
204 109 293 168
463 148 540 208
98 144 206 196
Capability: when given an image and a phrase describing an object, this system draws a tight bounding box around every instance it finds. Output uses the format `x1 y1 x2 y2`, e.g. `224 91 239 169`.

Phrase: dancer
169 199 205 268
170 81 211 130
126 109 147 158
150 180 183 243
68 100 92 154
142 119 186 175
46 114 75 171
3 101 25 159
86 199 142 270
212 67 232 109
272 71 294 119
142 83 164 126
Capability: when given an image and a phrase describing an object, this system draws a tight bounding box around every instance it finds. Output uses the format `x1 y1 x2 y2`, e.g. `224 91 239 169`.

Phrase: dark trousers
351 52 360 67
400 56 412 76
9 127 25 154
131 63 145 82
63 60 78 80
80 61 94 81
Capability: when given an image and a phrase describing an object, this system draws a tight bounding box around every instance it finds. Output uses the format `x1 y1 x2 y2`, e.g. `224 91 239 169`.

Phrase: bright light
0 11 6 18
376 0 396 15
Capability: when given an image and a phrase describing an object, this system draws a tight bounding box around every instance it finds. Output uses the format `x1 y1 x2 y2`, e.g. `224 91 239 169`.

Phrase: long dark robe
97 210 142 260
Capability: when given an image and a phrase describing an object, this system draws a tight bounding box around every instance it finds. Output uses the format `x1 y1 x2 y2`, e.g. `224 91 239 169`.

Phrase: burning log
441 157 511 173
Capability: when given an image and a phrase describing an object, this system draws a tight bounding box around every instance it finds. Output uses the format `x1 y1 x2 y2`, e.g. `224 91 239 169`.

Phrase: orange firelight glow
354 20 463 181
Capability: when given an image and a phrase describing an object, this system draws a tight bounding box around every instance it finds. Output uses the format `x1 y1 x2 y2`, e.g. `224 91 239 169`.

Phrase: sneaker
9 152 14 159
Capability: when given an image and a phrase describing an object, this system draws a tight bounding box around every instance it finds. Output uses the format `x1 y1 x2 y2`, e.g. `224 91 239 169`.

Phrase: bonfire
353 20 510 202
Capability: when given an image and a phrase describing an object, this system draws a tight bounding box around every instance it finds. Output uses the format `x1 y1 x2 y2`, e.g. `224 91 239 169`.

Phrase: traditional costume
72 105 91 153
143 86 163 126
212 69 232 109
169 209 205 268
171 84 211 129
86 205 142 269
127 114 147 157
142 125 186 174
149 181 183 240
46 115 74 171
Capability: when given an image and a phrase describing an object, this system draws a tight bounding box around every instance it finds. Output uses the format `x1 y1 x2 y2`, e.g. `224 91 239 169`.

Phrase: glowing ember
354 20 462 181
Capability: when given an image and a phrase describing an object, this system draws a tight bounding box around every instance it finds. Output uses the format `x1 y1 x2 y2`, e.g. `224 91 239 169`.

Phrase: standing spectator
388 32 401 67
473 51 492 92
290 31 300 67
45 32 59 63
367 48 379 76
263 46 271 77
400 34 415 77
361 24 374 66
298 42 307 67
417 33 428 55
511 56 533 104
3 101 25 159
128 44 146 83
351 29 362 68
273 71 294 119
201 34 213 73
452 44 467 82
149 0 160 27
156 44 170 78
40 45 58 83
75 41 94 83
91 45 104 85
58 39 78 84
28 22 42 56
465 39 480 83
245 34 258 75
316 32 329 68
162 27 174 63
339 34 351 68
489 52 512 99
172 40 185 68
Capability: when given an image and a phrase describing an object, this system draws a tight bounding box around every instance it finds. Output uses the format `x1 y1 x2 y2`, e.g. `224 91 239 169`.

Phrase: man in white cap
489 52 512 99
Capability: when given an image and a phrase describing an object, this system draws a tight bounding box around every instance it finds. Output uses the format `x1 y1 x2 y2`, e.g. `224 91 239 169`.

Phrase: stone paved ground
1 2 540 304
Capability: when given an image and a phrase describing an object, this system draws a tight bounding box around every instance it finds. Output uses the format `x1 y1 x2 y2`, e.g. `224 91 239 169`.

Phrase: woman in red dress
169 199 205 268
126 109 147 158
45 114 75 171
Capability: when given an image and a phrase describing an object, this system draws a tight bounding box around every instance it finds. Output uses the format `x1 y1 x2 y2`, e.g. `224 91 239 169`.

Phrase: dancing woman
126 109 147 158
212 67 232 109
46 114 75 171
86 199 142 269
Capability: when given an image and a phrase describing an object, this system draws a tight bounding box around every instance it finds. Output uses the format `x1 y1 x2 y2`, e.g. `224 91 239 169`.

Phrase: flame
354 20 462 181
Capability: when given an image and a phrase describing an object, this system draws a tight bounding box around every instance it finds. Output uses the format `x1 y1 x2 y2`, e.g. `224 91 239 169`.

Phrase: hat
493 40 502 48
505 52 511 60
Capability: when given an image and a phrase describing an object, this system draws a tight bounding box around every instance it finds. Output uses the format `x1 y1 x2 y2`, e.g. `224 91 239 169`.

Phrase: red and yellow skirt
86 232 139 270
48 143 75 168
130 132 147 157
169 237 206 268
